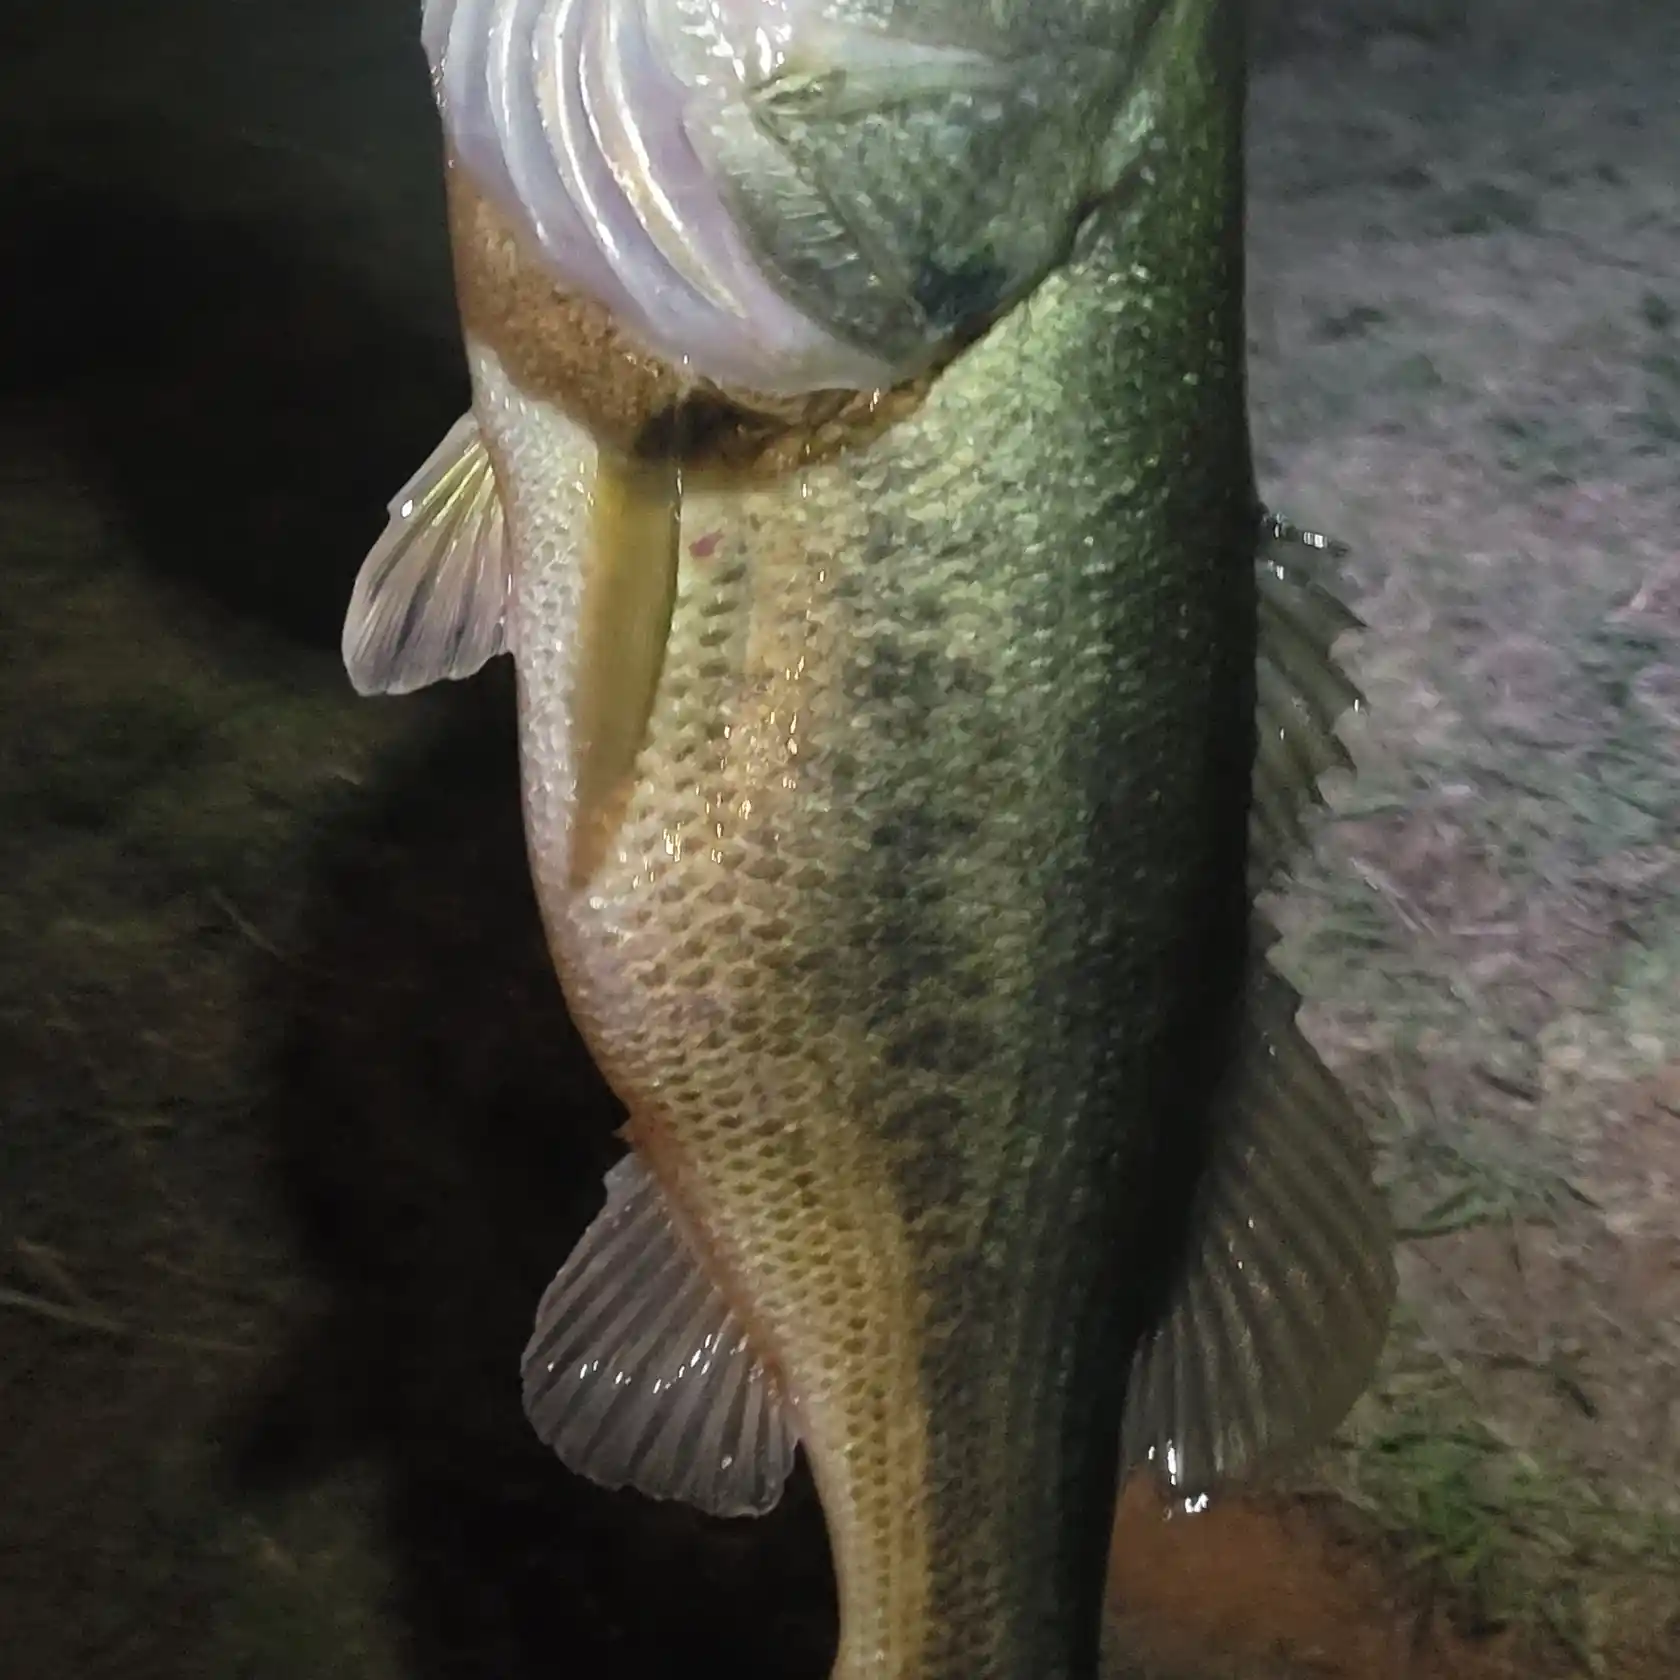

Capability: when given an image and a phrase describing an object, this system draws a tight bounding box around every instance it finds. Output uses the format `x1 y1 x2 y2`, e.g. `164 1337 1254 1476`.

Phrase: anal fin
1120 950 1396 1499
522 1153 798 1518
342 413 512 696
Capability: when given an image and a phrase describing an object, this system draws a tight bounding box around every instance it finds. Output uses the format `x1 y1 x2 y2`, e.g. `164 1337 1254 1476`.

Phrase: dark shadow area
0 89 836 1675
239 668 836 1679
0 123 464 651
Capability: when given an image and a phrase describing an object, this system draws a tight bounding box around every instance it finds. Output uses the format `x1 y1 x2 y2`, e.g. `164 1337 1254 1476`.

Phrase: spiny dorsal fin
342 413 512 696
1119 950 1395 1498
1250 514 1364 889
522 1153 798 1518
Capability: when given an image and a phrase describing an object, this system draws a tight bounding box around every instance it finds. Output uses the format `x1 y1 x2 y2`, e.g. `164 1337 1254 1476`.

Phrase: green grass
1325 1344 1680 1672
1266 532 1680 1672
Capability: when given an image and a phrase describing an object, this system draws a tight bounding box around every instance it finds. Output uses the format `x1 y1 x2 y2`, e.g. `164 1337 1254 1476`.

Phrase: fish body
344 3 1395 1677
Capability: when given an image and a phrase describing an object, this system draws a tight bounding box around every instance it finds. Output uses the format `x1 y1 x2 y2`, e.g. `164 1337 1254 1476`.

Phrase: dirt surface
1245 6 1680 1670
1108 1481 1534 1680
1 2 1676 1678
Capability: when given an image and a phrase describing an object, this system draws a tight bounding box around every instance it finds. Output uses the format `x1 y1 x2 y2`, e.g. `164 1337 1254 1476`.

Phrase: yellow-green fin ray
566 451 682 890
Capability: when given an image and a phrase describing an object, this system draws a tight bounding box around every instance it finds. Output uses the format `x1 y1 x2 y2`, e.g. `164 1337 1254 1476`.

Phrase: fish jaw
424 0 900 394
423 0 1170 398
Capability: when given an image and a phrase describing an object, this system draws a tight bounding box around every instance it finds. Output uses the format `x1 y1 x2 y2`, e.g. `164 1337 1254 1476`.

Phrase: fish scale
528 176 1250 1671
341 2 1394 1677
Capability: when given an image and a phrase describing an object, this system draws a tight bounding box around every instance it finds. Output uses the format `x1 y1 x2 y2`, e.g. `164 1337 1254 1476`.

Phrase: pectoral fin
522 1153 798 1518
566 451 682 890
1249 515 1365 888
1119 952 1395 1498
342 414 512 696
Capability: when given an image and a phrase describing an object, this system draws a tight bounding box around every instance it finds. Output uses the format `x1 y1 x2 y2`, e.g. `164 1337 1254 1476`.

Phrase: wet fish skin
342 2 1394 1677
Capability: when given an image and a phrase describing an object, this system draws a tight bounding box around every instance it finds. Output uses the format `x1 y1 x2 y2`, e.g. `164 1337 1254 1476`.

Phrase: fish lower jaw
427 0 900 401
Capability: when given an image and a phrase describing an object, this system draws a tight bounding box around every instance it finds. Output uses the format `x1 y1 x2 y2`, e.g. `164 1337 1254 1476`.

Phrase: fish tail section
1118 946 1395 1497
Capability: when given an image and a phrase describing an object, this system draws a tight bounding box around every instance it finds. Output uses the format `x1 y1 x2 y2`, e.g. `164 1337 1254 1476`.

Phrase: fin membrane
1120 952 1395 1497
522 1153 798 1518
342 413 511 696
1250 513 1364 889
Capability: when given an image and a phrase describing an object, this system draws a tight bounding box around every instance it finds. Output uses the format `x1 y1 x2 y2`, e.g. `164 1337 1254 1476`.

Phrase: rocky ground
1 2 1675 1677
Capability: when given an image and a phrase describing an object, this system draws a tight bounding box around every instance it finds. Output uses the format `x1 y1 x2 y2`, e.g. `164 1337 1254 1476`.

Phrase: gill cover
422 0 1136 395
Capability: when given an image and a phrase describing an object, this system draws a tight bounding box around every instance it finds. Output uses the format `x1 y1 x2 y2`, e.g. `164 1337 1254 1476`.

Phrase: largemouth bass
343 2 1395 1676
